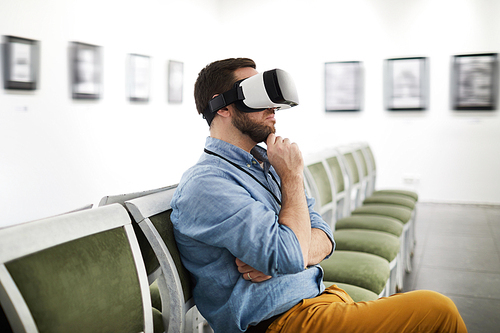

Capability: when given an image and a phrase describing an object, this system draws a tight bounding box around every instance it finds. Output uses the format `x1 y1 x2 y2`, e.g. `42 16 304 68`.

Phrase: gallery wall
219 0 500 204
1 0 499 226
0 0 220 226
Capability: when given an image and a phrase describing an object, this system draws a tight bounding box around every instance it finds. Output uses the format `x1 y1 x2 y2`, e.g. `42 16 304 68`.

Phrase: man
170 58 466 333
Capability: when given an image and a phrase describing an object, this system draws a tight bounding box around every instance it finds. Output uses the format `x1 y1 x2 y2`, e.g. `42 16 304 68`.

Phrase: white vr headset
202 69 299 125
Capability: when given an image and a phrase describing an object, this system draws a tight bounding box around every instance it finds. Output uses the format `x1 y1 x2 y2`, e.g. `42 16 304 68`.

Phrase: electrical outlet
15 106 28 112
403 173 420 184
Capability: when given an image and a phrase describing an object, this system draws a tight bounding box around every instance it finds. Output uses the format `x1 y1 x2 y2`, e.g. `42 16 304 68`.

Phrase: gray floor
403 203 500 333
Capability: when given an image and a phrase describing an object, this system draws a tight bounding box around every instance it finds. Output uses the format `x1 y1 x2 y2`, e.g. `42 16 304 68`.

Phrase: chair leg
395 251 404 293
389 258 399 295
411 209 417 255
404 225 412 273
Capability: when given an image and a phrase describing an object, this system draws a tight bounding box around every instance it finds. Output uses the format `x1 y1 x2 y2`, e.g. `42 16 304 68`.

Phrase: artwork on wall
2 35 39 90
70 42 102 99
451 53 498 110
127 53 151 102
385 57 428 111
324 61 362 111
168 60 183 103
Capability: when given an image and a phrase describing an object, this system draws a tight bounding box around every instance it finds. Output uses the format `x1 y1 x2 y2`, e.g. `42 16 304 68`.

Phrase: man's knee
411 290 466 332
418 290 458 313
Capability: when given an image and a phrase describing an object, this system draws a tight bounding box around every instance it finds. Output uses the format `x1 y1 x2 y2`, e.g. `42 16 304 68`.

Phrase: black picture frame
385 57 428 111
324 61 362 112
168 60 183 104
70 41 102 100
127 53 151 102
2 35 39 90
451 53 498 111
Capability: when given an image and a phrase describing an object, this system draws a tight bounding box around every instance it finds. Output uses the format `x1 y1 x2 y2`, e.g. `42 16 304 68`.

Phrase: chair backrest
99 184 178 282
337 145 364 211
352 145 372 204
362 143 377 196
124 187 196 333
324 148 351 221
99 184 177 206
304 152 336 229
0 204 153 333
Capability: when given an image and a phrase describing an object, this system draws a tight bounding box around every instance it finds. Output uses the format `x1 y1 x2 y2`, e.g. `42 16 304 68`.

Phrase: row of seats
0 185 204 333
0 143 418 333
303 142 418 299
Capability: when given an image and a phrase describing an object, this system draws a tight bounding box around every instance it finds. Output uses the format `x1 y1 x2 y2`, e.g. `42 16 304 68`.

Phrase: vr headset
202 69 299 126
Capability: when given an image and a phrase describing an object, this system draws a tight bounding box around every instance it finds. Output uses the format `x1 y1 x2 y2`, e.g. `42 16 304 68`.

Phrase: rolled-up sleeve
306 194 335 260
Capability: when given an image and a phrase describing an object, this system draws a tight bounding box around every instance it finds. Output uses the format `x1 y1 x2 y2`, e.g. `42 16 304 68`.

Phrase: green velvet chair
100 184 206 333
318 151 408 291
304 155 396 296
320 251 390 296
356 142 418 256
123 187 207 333
336 146 415 274
332 229 399 293
0 204 154 333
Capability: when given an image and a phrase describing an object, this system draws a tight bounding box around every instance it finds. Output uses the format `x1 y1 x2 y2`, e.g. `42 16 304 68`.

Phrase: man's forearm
278 173 311 268
307 228 333 266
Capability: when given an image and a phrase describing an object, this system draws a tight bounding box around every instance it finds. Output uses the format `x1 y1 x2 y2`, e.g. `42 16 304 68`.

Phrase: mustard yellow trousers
266 285 467 333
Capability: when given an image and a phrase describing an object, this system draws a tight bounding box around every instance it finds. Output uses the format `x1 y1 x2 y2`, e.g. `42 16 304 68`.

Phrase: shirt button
246 163 251 168
252 160 257 164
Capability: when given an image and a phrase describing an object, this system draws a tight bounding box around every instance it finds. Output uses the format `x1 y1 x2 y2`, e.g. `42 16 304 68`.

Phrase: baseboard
418 200 500 207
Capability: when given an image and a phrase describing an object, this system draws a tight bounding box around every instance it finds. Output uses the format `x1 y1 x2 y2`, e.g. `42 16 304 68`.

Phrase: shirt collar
205 137 272 172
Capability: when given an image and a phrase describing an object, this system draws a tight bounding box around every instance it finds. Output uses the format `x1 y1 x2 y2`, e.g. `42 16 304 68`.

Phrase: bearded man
170 58 466 333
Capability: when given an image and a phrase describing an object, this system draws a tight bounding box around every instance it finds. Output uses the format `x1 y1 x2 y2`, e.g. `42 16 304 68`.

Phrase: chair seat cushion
363 195 415 209
320 251 390 295
352 204 412 224
373 189 418 201
335 215 404 237
333 229 400 262
323 282 379 302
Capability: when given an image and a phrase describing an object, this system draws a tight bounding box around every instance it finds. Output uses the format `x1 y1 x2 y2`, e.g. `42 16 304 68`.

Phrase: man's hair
194 58 256 118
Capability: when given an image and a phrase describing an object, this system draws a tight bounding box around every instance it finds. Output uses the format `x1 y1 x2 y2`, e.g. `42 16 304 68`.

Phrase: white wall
1 0 499 226
0 0 220 226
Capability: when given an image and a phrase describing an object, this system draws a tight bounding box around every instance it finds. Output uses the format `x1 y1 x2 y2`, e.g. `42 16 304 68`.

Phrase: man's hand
266 133 304 182
235 258 272 283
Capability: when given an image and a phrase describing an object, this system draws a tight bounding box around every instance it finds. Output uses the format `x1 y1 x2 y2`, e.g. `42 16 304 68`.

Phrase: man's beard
231 108 276 144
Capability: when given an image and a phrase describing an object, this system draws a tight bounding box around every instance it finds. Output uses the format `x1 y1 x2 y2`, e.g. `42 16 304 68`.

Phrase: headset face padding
203 68 299 125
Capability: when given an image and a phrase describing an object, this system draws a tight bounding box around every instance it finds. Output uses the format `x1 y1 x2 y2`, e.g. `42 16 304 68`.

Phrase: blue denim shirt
170 137 335 333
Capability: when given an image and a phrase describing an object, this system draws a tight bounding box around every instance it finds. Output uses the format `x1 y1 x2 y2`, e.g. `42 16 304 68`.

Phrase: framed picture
325 61 362 111
70 42 102 99
451 53 498 110
385 57 428 110
127 54 151 102
2 35 39 90
168 60 183 103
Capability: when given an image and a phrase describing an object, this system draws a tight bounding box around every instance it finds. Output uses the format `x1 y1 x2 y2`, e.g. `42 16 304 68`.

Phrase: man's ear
217 107 231 118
